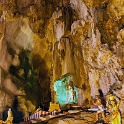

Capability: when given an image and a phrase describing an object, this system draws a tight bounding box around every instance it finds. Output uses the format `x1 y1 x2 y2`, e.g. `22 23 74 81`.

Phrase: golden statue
106 92 121 124
1 108 13 124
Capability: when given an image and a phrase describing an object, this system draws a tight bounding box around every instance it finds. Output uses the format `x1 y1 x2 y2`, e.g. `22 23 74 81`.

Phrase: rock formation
0 0 124 122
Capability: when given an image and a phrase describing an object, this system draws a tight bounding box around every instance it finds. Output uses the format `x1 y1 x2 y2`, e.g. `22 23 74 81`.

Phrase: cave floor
47 111 109 124
21 110 124 124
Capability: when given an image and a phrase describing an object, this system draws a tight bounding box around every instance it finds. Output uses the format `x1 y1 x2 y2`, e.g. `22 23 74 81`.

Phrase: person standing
93 95 105 121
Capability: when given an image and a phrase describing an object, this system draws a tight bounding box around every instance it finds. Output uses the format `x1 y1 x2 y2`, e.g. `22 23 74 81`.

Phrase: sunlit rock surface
0 0 124 122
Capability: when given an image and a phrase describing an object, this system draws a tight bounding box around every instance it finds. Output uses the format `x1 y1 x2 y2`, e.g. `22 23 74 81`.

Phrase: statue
106 92 121 124
3 108 13 124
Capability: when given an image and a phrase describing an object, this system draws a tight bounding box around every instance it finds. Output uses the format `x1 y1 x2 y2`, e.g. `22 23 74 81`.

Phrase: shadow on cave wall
2 49 51 120
33 54 51 111
12 96 24 123
7 50 41 117
9 51 33 83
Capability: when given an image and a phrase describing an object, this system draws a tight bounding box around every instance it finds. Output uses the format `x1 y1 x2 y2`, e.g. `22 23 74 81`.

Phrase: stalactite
62 5 73 33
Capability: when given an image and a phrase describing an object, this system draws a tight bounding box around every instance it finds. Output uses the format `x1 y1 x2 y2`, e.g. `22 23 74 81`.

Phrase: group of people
90 91 121 124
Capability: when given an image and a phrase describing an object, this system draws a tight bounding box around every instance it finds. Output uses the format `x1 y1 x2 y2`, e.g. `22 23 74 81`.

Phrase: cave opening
2 97 24 123
32 54 51 111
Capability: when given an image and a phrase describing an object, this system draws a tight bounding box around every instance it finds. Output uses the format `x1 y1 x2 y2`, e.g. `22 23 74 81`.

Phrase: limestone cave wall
0 0 124 122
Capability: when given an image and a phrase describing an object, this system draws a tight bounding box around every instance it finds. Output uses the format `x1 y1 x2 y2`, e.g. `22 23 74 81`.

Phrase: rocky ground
47 111 124 124
48 111 107 124
21 110 124 124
